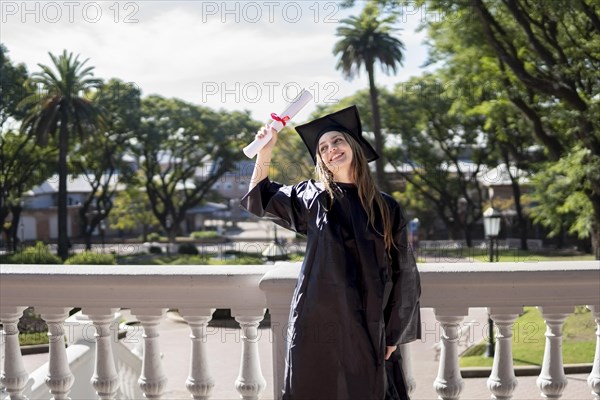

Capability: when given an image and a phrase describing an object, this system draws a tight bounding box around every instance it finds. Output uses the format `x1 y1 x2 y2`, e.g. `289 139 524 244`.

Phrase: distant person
241 105 421 400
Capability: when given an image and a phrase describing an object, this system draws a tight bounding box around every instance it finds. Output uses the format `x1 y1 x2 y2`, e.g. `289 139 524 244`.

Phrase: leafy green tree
426 29 545 250
19 50 103 259
468 95 547 250
0 46 54 251
71 79 140 249
385 74 490 246
133 96 259 243
333 1 405 191
526 147 597 253
269 126 314 185
109 173 159 242
420 0 600 256
0 44 29 128
0 131 54 250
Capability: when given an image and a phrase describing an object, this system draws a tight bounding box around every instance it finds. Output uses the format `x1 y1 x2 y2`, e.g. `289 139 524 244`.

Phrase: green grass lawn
460 306 597 367
19 332 49 346
116 252 307 265
418 247 595 263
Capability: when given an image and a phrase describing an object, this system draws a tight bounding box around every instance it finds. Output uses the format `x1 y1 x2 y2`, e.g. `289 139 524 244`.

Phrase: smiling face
317 131 354 182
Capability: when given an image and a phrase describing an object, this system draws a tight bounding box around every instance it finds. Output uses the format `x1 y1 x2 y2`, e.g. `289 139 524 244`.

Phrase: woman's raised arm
249 125 278 191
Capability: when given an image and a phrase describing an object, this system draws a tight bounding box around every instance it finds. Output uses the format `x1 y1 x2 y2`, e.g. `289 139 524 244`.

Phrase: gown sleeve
239 177 314 235
384 202 422 346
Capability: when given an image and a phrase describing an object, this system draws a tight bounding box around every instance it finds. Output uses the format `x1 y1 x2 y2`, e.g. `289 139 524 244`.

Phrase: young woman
241 106 421 400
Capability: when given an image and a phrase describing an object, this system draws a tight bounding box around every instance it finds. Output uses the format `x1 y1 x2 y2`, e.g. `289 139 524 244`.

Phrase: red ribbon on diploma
271 113 290 126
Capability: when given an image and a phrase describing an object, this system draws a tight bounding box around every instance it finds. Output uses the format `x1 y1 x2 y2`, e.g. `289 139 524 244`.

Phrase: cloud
2 1 433 120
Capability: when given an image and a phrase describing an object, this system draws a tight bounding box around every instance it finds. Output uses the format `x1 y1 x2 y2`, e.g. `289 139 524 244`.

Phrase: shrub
288 252 306 262
147 232 161 242
65 252 116 265
149 245 163 254
169 255 208 265
1 242 62 264
209 255 264 265
178 243 199 255
18 307 47 333
190 231 219 239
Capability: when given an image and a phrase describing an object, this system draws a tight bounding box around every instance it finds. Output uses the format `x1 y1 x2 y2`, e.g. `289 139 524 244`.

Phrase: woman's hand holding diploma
242 89 312 158
249 125 278 191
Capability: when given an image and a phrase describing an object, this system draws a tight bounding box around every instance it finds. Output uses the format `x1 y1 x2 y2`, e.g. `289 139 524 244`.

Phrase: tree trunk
9 205 22 252
514 188 529 251
84 229 92 251
502 148 529 251
447 222 462 242
0 206 9 250
464 225 473 248
590 191 600 260
366 63 388 192
79 208 92 251
57 111 70 260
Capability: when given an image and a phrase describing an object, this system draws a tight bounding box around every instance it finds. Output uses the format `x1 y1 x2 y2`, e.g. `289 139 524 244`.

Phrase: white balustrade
234 313 267 400
589 305 600 399
399 343 416 396
487 307 521 400
433 309 467 400
83 308 120 400
258 263 298 399
131 309 167 399
0 307 29 400
0 261 598 400
37 307 75 400
536 306 572 398
180 308 216 400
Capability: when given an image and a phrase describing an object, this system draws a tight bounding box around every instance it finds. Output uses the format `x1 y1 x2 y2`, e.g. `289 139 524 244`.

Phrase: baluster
487 307 521 400
536 306 572 399
262 306 289 400
131 309 167 399
84 309 120 400
587 305 600 399
234 312 267 400
0 307 29 400
399 343 416 396
38 308 75 400
180 308 216 400
433 308 467 400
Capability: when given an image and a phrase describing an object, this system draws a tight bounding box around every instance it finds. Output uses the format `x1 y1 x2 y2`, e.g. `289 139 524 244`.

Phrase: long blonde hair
315 131 395 255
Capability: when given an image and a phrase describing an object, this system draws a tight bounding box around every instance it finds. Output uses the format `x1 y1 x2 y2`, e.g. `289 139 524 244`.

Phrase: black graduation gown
241 178 421 400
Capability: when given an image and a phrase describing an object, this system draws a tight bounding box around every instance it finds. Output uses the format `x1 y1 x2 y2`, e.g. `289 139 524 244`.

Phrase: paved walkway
21 306 593 400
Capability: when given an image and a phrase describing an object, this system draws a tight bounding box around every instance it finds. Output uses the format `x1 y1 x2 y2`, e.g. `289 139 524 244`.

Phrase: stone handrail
260 261 600 399
1 264 273 400
1 261 599 400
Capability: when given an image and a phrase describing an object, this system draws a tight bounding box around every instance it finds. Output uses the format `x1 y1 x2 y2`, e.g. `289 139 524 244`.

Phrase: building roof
477 163 530 186
31 174 122 195
187 202 228 214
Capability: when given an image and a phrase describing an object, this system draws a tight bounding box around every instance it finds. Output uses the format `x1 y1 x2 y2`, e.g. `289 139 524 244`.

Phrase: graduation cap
294 105 379 164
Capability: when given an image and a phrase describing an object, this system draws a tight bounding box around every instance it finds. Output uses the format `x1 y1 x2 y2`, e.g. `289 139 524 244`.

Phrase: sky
1 0 437 124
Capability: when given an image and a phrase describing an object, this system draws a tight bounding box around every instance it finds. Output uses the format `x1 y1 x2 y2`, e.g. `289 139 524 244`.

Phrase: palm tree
20 50 102 260
333 2 405 190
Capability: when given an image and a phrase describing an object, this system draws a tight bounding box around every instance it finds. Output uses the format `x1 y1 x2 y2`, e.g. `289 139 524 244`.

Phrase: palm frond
333 1 404 80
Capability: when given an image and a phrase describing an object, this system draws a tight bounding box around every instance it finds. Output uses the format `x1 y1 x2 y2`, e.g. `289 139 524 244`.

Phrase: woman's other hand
385 345 397 360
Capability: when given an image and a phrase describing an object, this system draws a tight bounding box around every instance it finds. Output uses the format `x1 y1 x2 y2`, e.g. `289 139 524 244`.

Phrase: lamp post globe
483 206 502 238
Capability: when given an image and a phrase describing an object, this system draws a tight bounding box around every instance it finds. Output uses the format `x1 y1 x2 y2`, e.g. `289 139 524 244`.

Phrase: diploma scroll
243 89 313 158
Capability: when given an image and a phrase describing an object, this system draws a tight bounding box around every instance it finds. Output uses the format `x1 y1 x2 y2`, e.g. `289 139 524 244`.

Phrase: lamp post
166 216 172 256
20 221 25 250
483 206 502 357
99 219 106 253
19 200 25 250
